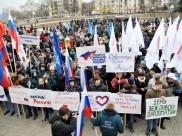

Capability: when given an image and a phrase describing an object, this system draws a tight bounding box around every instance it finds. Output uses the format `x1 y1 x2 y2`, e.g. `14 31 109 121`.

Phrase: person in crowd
48 106 77 136
38 64 47 78
148 73 161 89
146 67 158 80
37 78 52 120
72 61 80 84
64 77 82 92
89 70 103 85
118 83 137 133
135 72 148 119
135 67 145 78
111 72 128 93
91 102 124 136
145 81 166 136
48 66 60 91
138 61 149 73
88 75 108 92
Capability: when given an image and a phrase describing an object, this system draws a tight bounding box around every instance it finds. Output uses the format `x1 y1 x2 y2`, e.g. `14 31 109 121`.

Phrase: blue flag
87 20 94 35
66 21 71 32
53 29 63 75
107 21 112 36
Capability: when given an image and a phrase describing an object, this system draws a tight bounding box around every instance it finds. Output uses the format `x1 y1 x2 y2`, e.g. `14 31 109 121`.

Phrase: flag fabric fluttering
8 13 19 53
53 29 63 75
74 86 92 136
66 21 71 32
126 16 133 47
121 21 128 52
94 25 99 46
65 48 74 85
87 20 94 35
145 18 165 69
0 22 5 50
80 67 88 90
109 22 117 53
107 21 112 37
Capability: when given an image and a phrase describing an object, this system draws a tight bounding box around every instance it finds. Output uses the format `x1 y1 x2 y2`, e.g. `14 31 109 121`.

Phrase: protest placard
106 52 135 72
87 92 111 111
19 35 40 45
76 46 106 67
51 92 80 111
28 89 52 108
0 87 7 101
9 87 29 105
146 97 178 120
110 93 141 114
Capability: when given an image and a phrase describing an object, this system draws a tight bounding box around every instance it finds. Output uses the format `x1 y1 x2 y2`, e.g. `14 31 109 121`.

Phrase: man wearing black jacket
48 106 77 136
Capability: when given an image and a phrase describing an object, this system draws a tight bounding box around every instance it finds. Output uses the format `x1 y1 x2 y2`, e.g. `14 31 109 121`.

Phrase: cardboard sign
0 87 7 101
146 97 178 120
28 89 52 108
19 35 40 45
87 92 111 111
76 46 106 67
9 87 29 105
106 52 135 72
51 92 80 111
111 93 142 114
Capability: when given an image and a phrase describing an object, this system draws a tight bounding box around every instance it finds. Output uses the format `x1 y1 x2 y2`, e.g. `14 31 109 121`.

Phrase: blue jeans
147 119 157 130
3 94 15 112
126 114 134 126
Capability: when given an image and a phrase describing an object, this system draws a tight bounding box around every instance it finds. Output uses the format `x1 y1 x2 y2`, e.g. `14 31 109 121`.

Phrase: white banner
106 52 135 72
76 46 106 67
9 87 29 105
28 89 52 108
111 93 142 114
88 92 111 111
146 97 178 120
0 87 7 101
51 92 80 111
19 35 40 45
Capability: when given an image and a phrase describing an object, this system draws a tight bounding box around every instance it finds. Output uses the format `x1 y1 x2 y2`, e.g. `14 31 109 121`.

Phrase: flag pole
21 104 26 121
158 118 161 136
12 48 17 72
94 112 98 136
0 104 2 116
41 107 45 122
124 113 126 136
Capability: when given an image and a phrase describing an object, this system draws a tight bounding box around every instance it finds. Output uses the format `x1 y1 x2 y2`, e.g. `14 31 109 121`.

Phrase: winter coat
91 109 124 136
73 67 80 84
38 70 47 78
48 74 60 91
111 77 128 93
160 75 182 96
88 83 108 92
135 77 148 94
64 84 82 92
37 83 52 90
48 113 77 136
145 86 166 99
20 77 31 88
30 76 39 89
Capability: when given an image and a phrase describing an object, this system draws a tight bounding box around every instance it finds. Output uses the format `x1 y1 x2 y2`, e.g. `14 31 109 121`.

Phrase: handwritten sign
106 52 135 72
88 92 111 111
9 87 29 105
51 92 80 111
19 35 40 45
76 46 106 67
146 97 178 120
0 87 7 101
110 93 141 114
28 89 52 108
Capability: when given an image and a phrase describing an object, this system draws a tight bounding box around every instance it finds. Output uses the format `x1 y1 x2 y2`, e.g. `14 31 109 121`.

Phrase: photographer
48 106 77 136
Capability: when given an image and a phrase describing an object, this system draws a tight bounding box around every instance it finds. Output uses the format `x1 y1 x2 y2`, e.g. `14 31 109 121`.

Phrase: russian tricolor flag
74 86 92 136
80 67 88 90
8 13 19 53
65 47 74 85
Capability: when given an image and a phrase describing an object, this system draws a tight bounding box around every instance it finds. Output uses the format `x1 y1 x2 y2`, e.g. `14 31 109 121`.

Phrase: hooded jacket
91 109 124 136
145 86 166 99
48 113 77 136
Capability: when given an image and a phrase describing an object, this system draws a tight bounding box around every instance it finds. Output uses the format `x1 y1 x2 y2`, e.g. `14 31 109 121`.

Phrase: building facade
93 0 140 14
47 0 82 17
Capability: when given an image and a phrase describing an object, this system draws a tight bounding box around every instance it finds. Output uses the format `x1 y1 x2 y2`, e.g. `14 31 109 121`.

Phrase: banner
146 97 178 120
76 46 106 67
19 35 40 45
88 92 111 111
28 89 52 108
106 52 135 72
0 87 7 101
51 92 80 111
111 93 141 114
9 87 29 105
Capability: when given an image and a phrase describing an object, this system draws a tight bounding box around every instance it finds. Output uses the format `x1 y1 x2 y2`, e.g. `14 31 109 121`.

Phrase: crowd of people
1 17 182 136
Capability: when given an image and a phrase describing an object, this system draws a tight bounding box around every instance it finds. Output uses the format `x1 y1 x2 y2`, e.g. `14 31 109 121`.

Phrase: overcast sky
0 0 92 14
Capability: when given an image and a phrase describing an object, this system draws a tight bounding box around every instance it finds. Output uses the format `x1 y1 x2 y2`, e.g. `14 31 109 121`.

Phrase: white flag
135 18 144 48
122 21 129 52
126 16 133 48
145 18 165 69
94 25 99 46
173 16 181 54
109 23 117 52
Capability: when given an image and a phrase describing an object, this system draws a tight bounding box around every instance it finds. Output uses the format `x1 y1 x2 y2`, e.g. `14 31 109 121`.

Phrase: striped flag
74 86 92 136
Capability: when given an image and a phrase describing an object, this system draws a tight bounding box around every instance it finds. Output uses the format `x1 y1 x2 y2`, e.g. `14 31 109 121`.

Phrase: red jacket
111 77 128 91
